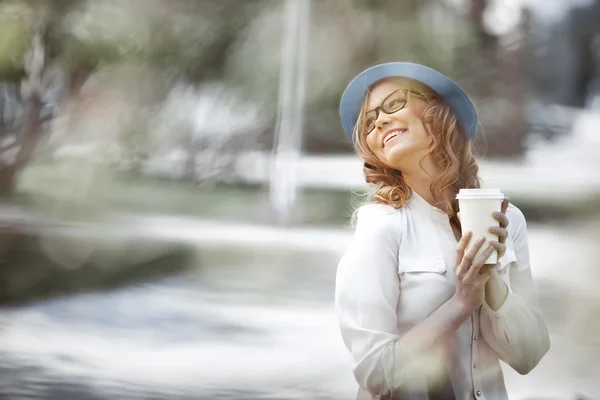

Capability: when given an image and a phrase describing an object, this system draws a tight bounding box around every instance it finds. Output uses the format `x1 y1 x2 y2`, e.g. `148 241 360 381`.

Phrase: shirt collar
408 190 449 222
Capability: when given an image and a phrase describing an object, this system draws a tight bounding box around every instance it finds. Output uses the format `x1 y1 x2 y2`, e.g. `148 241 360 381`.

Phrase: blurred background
0 0 598 398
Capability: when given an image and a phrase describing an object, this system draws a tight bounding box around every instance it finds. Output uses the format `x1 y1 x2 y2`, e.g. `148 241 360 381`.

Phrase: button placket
472 312 483 399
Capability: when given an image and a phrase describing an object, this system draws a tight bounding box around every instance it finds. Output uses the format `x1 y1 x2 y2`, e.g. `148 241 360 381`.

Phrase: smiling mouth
382 129 407 147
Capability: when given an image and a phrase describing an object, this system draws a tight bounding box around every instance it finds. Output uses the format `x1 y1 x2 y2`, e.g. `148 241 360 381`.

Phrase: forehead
365 77 434 110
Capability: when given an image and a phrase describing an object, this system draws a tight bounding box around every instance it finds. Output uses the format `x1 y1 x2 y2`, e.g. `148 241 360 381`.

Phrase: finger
476 263 497 283
455 231 472 276
465 245 495 281
479 263 496 275
488 226 508 244
489 240 506 258
457 211 461 222
476 264 496 284
501 198 509 214
460 236 487 273
492 211 509 229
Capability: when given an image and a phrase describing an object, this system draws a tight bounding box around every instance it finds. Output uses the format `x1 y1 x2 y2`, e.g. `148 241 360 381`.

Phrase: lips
382 128 407 148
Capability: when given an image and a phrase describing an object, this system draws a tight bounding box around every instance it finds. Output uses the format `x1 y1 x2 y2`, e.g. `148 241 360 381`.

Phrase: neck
401 157 439 206
404 173 435 204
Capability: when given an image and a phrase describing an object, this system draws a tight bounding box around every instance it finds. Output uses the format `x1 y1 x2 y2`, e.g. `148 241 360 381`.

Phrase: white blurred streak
0 294 354 397
483 0 523 37
269 0 310 224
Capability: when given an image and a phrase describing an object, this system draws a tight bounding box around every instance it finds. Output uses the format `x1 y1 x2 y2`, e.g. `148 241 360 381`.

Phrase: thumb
457 211 461 222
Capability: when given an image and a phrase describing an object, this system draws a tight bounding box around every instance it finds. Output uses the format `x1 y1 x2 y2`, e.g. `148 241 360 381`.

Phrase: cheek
415 120 432 143
405 114 432 145
365 133 380 153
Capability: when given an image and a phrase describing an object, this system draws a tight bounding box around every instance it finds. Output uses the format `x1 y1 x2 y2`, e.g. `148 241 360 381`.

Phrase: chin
383 145 410 162
382 145 423 170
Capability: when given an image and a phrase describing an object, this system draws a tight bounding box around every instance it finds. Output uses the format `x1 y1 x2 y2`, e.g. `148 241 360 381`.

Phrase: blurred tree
0 0 205 302
0 0 50 196
0 0 269 193
0 0 87 196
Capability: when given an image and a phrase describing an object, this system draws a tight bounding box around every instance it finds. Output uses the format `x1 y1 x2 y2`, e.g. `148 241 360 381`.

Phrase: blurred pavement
0 209 597 399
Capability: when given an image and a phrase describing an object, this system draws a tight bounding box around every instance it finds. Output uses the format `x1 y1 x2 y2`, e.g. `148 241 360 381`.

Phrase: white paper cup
456 188 505 265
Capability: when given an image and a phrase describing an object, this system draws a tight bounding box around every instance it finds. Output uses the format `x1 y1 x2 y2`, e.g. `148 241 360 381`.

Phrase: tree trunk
0 9 46 197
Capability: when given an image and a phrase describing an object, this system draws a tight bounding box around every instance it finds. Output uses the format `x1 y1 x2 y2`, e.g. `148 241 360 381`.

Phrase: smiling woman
334 62 550 400
351 75 479 225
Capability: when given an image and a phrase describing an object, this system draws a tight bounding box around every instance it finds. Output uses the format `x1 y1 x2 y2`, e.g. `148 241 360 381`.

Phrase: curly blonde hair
352 88 481 228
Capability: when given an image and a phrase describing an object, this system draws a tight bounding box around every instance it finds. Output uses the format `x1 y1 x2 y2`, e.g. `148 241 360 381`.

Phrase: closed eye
387 98 406 110
365 118 376 133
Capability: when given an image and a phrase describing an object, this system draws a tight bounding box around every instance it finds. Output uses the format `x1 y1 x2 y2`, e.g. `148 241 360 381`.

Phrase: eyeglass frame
362 89 429 135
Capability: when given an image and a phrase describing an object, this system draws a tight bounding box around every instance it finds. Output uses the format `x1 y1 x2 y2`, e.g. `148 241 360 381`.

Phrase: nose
375 112 392 129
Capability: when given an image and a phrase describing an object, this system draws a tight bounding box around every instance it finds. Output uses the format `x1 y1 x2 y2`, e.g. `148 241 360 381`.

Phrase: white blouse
335 191 550 400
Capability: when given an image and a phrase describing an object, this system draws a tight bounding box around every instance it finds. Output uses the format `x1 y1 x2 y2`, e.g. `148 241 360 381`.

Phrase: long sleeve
335 205 469 396
480 204 551 375
335 205 403 394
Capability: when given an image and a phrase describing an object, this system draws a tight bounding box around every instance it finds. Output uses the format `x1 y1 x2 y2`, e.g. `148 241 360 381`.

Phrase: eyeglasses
362 89 425 135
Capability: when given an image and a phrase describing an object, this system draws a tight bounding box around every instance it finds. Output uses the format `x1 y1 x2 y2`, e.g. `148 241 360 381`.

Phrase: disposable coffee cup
456 188 505 265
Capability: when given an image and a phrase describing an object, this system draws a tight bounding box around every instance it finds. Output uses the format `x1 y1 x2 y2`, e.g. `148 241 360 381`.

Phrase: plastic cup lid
455 188 505 200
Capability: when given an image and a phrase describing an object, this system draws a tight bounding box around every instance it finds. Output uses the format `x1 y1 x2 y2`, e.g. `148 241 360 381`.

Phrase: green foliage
0 7 32 80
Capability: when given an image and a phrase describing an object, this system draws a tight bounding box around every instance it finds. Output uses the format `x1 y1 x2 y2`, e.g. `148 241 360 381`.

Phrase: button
473 364 478 369
495 313 500 318
476 391 482 396
474 336 479 340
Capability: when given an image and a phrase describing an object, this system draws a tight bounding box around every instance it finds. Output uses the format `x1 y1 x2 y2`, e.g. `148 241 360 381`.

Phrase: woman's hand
489 198 510 259
453 232 496 310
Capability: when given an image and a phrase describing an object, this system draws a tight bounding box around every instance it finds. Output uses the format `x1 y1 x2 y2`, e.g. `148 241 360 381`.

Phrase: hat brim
339 62 478 141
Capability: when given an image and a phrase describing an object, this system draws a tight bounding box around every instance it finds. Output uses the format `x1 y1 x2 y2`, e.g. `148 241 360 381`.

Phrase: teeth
383 130 405 145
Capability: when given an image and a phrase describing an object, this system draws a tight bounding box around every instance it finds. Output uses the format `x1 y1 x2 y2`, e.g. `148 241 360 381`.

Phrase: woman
334 62 550 400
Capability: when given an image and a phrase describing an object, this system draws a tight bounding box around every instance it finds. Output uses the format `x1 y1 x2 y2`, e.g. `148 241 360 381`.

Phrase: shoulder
355 203 406 228
506 203 527 228
352 203 405 242
355 202 401 218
